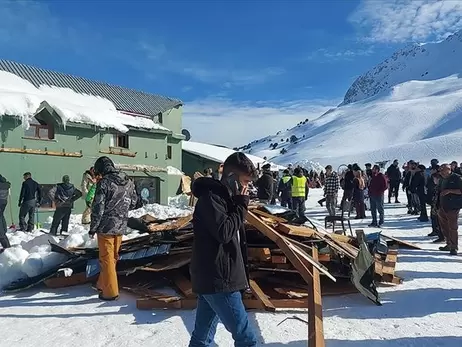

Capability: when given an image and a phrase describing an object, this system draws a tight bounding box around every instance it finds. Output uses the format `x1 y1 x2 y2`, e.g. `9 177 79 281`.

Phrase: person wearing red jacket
368 165 388 227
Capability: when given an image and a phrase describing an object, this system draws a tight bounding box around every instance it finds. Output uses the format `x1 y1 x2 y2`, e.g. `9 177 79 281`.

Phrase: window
24 117 54 140
115 134 129 149
154 112 163 124
131 176 160 204
167 145 172 159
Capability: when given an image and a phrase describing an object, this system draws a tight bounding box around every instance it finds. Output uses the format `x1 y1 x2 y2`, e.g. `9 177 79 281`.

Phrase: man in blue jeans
189 152 258 347
368 165 388 227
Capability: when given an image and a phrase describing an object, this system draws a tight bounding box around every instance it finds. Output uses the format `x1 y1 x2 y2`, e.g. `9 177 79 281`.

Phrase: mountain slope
241 32 462 169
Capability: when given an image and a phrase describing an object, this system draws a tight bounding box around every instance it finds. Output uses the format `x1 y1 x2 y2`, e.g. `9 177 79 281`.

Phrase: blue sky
1 0 461 146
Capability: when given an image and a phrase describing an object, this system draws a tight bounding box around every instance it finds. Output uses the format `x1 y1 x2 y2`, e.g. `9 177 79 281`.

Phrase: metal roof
0 59 182 117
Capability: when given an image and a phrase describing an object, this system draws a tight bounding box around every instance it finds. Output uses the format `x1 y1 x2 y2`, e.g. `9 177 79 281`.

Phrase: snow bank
0 202 191 289
0 71 169 133
168 194 191 210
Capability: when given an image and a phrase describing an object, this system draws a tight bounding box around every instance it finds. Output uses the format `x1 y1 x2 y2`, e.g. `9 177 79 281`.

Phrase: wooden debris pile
36 205 420 314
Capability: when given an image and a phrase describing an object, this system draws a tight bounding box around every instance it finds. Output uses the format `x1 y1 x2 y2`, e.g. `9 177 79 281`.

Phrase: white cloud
182 98 337 147
350 0 462 43
305 47 375 61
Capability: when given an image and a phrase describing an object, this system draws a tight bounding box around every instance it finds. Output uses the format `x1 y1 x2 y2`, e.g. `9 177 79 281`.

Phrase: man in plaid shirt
324 165 340 216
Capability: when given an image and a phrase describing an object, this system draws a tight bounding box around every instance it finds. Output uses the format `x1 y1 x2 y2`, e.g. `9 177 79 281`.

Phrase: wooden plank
382 234 422 250
308 247 325 347
99 149 137 157
276 223 316 238
248 248 271 262
271 255 287 264
374 260 383 276
147 215 193 233
169 271 196 298
136 297 309 310
44 273 95 288
317 254 330 262
249 279 276 312
0 146 82 157
311 230 356 259
252 209 288 223
246 212 335 282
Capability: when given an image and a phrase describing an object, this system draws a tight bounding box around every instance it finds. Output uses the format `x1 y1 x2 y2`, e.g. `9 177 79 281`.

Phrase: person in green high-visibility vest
278 169 293 208
291 167 309 219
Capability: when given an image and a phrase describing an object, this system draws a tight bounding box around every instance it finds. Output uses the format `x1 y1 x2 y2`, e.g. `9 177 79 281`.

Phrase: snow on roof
0 71 170 133
182 141 285 171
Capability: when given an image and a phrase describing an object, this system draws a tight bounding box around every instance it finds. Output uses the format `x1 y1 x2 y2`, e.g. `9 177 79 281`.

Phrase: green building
0 60 185 221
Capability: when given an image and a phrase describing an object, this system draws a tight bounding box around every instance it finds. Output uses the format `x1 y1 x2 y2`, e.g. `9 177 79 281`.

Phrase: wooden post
307 247 325 347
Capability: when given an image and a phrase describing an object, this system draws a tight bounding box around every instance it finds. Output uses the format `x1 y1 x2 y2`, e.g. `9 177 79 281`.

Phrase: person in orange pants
89 156 138 301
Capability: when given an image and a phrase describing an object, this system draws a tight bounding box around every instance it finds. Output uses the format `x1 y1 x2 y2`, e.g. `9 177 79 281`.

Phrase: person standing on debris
368 165 387 227
437 164 462 255
278 169 293 208
0 174 11 249
48 175 82 236
89 157 138 301
291 167 309 220
189 152 258 347
256 163 273 203
81 167 95 224
323 165 340 216
18 172 42 232
386 159 402 204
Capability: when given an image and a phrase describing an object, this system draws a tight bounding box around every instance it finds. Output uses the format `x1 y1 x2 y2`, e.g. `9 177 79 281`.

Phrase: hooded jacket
190 177 249 294
343 170 355 191
49 182 82 208
90 157 138 236
0 175 10 203
19 177 41 205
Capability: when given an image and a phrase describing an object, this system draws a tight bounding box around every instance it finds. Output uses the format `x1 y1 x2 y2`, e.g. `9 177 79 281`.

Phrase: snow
166 166 184 175
0 201 191 289
1 189 461 346
183 140 285 171
0 71 169 133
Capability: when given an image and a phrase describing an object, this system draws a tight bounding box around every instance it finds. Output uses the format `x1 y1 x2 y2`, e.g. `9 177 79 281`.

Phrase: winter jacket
352 177 365 202
49 183 82 208
403 171 412 190
90 157 138 236
324 172 340 197
278 175 292 200
190 177 249 294
19 178 42 204
343 170 355 191
0 175 10 203
386 165 402 182
369 173 388 197
86 184 96 205
81 171 94 197
410 171 426 195
256 171 274 201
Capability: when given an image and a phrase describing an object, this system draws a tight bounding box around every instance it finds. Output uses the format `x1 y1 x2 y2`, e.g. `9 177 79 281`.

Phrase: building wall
0 115 181 221
161 106 182 135
182 151 221 177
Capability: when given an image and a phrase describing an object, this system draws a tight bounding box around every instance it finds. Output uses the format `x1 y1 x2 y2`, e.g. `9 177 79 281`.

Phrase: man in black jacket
49 175 82 236
256 163 273 203
341 165 355 206
189 152 258 347
386 159 402 203
18 172 42 232
0 174 11 249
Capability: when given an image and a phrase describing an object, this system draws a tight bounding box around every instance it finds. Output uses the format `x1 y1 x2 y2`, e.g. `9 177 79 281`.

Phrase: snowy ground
1 189 461 346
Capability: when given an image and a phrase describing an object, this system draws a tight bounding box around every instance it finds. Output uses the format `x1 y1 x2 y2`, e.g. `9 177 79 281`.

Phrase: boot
318 200 323 207
449 249 458 256
439 245 450 251
432 238 445 243
395 200 400 203
427 231 438 237
368 222 378 227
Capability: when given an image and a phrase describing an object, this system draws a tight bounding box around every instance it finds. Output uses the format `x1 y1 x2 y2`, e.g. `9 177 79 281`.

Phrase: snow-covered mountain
240 31 462 169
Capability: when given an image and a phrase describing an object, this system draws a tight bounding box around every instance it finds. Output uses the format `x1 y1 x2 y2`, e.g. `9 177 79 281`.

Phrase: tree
290 135 298 143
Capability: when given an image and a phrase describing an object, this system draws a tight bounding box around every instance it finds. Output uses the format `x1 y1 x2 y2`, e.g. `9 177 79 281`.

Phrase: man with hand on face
189 152 258 347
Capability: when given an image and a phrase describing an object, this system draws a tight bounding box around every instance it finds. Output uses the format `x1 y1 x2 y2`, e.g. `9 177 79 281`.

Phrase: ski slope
241 32 462 168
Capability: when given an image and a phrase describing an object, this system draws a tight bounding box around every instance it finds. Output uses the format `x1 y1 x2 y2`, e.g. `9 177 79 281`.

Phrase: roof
0 60 182 117
182 141 285 171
